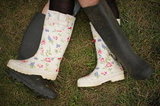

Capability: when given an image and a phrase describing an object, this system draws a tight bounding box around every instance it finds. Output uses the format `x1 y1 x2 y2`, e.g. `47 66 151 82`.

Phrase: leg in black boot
82 0 153 79
7 0 77 98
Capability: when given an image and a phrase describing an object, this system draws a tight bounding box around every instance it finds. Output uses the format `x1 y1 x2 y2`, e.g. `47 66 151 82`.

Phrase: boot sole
7 60 57 81
7 70 56 99
77 72 124 87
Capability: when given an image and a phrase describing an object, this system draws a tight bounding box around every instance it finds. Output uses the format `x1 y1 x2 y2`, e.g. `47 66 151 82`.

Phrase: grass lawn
0 0 160 106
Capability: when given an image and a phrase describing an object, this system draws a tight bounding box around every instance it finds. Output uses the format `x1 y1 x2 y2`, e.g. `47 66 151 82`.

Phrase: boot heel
111 74 125 82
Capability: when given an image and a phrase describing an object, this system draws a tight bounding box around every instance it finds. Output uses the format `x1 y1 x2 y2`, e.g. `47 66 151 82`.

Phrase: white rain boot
77 20 124 87
7 10 75 80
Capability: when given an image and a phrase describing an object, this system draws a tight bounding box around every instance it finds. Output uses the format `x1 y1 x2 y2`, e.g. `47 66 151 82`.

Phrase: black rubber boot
83 0 153 80
7 13 57 99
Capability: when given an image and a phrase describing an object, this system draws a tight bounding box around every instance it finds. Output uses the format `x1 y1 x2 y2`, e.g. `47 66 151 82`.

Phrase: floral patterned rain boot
7 13 58 99
77 21 124 87
7 10 75 80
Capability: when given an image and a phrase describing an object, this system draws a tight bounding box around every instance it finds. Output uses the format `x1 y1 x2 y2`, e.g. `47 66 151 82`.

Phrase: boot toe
132 65 153 80
38 86 57 99
77 76 98 87
24 77 58 99
7 59 23 70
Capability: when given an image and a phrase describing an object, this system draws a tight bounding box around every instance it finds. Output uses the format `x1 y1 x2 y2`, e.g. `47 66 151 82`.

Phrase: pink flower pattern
91 25 124 78
21 60 28 63
44 58 52 62
106 62 113 67
37 64 43 68
98 50 102 54
41 40 46 45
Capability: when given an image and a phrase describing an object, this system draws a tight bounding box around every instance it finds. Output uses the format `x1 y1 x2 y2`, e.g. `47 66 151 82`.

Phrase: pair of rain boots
7 0 153 99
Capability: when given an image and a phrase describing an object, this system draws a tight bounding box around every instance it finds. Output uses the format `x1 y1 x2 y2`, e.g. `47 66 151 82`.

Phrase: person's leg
42 1 49 14
49 0 75 15
78 0 99 8
78 0 153 79
8 0 80 99
77 0 124 87
7 0 76 80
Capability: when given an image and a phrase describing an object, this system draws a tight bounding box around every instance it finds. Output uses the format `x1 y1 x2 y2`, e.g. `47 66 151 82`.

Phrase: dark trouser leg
49 0 75 15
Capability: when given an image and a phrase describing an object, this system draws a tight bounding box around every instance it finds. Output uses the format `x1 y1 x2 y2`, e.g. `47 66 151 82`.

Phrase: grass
0 0 160 106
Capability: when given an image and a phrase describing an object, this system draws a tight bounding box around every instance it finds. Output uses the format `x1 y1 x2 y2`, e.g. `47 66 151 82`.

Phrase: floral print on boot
7 10 75 80
77 21 124 87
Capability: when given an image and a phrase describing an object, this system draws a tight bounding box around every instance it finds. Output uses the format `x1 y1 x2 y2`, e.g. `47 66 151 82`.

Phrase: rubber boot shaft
18 13 45 59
